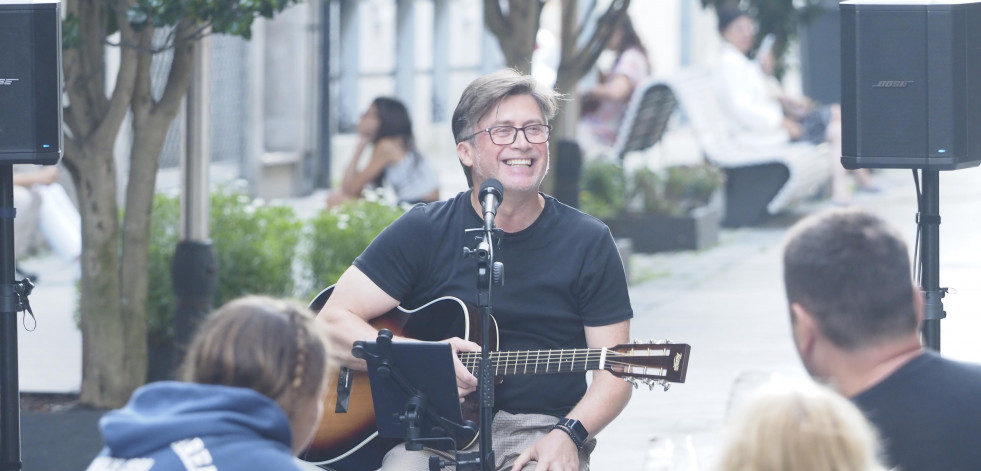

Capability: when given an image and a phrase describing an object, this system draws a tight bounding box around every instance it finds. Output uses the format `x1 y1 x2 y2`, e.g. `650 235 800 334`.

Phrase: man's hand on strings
444 337 480 401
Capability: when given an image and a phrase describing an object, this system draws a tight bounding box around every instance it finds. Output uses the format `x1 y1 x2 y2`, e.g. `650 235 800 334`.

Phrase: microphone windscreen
480 178 504 202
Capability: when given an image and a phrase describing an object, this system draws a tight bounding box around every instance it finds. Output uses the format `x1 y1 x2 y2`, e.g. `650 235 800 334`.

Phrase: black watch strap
549 418 589 450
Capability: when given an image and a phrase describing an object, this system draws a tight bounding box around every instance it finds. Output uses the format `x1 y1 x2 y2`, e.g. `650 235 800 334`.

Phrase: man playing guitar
318 69 634 471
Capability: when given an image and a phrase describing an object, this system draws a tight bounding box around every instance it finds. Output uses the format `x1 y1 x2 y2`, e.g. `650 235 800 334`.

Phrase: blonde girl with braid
86 296 330 471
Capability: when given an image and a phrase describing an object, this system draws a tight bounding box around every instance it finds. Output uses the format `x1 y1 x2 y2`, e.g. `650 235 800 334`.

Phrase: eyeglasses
461 124 552 145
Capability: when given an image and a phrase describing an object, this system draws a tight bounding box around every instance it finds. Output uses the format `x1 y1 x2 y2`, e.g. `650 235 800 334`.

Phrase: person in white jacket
714 8 875 205
13 165 81 281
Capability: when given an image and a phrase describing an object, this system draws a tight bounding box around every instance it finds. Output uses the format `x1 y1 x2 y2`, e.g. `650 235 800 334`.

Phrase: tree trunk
117 21 198 392
537 0 631 192
483 0 543 73
76 143 127 407
63 0 142 408
62 0 291 408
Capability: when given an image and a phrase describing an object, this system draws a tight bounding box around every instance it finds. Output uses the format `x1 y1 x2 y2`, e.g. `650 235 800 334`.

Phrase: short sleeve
611 47 650 88
352 205 433 302
577 224 633 327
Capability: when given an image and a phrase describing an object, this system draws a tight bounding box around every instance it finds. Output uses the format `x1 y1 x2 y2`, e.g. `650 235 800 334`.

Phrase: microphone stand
452 206 503 471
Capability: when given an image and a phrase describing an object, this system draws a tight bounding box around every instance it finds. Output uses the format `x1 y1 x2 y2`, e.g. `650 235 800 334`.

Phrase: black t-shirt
852 351 981 471
353 191 633 416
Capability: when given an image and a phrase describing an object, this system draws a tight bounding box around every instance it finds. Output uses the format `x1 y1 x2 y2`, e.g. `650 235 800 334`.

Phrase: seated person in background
716 378 887 471
85 296 330 471
578 15 651 153
714 8 875 205
783 207 981 470
326 97 440 208
14 165 82 280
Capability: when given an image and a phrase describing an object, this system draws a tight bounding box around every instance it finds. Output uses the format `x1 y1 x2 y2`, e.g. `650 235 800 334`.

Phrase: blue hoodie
86 381 303 471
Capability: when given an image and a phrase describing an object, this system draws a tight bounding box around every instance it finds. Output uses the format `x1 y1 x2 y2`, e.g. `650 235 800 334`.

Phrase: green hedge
302 198 406 295
148 188 402 344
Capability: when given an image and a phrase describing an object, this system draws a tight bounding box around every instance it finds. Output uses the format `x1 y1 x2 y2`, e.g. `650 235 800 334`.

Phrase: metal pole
318 0 332 188
0 165 22 471
920 170 943 350
181 31 211 244
172 32 217 372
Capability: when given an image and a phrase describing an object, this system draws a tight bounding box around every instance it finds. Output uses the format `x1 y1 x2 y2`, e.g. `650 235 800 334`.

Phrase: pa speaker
840 0 981 170
0 1 62 165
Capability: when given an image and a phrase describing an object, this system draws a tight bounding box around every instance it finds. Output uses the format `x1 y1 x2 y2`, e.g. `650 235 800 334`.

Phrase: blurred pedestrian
14 165 81 281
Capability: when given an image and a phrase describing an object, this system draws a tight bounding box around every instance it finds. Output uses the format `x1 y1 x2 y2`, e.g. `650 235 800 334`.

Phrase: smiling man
319 69 634 471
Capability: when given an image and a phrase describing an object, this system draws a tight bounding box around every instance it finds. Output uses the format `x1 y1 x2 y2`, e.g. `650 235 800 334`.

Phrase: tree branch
556 0 630 91
131 26 155 124
484 0 510 40
62 135 82 178
152 20 198 122
91 3 141 148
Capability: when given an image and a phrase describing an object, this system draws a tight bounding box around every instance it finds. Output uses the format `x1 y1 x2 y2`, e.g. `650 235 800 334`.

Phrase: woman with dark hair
86 296 331 471
326 97 440 208
579 15 651 151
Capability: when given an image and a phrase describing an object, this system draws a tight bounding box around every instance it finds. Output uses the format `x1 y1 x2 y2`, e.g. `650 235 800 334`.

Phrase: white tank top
383 150 439 203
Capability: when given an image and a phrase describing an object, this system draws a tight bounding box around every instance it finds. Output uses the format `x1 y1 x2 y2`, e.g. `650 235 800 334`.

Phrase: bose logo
0 79 19 86
873 80 915 88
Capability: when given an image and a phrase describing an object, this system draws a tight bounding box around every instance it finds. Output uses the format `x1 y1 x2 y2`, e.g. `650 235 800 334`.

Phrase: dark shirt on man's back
852 351 981 471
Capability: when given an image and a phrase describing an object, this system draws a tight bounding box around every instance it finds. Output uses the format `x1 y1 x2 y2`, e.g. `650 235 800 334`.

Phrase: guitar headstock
606 340 691 391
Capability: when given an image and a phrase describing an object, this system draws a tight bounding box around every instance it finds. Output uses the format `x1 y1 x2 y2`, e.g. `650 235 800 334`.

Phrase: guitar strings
455 349 671 374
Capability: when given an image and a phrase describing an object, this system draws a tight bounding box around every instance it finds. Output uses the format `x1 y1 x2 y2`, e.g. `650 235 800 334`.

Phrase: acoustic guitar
300 286 691 471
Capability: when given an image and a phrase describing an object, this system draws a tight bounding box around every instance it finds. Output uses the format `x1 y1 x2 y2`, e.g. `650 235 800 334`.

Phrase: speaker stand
0 163 32 471
918 169 944 351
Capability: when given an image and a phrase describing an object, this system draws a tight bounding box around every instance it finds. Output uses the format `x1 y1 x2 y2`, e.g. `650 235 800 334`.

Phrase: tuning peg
623 377 639 389
632 338 641 344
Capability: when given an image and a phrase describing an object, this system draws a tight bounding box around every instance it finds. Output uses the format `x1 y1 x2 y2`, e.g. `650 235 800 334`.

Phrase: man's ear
912 286 925 326
790 302 817 356
457 141 474 168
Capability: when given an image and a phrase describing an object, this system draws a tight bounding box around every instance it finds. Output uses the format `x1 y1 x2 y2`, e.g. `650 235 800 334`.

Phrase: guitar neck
458 348 607 376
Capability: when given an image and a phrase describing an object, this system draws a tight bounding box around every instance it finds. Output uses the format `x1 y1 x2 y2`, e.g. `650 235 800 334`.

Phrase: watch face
556 418 588 449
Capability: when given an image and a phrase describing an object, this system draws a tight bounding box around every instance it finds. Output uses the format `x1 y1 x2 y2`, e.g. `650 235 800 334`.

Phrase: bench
558 78 679 208
610 78 679 163
662 67 831 226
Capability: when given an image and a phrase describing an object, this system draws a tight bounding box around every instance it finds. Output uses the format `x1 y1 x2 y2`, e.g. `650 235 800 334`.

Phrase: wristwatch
550 417 589 450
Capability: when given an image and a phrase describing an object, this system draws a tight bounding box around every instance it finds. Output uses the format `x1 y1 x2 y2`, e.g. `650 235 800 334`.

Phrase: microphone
479 179 504 231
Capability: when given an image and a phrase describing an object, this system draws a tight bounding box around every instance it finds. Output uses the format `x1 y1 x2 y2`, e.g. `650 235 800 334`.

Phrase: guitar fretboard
457 348 608 375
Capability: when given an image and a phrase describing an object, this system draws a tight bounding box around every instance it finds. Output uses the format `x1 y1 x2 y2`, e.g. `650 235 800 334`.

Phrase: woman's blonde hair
179 296 329 420
716 378 886 471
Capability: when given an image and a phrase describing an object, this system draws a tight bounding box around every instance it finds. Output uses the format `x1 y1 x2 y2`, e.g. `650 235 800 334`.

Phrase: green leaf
61 14 83 49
